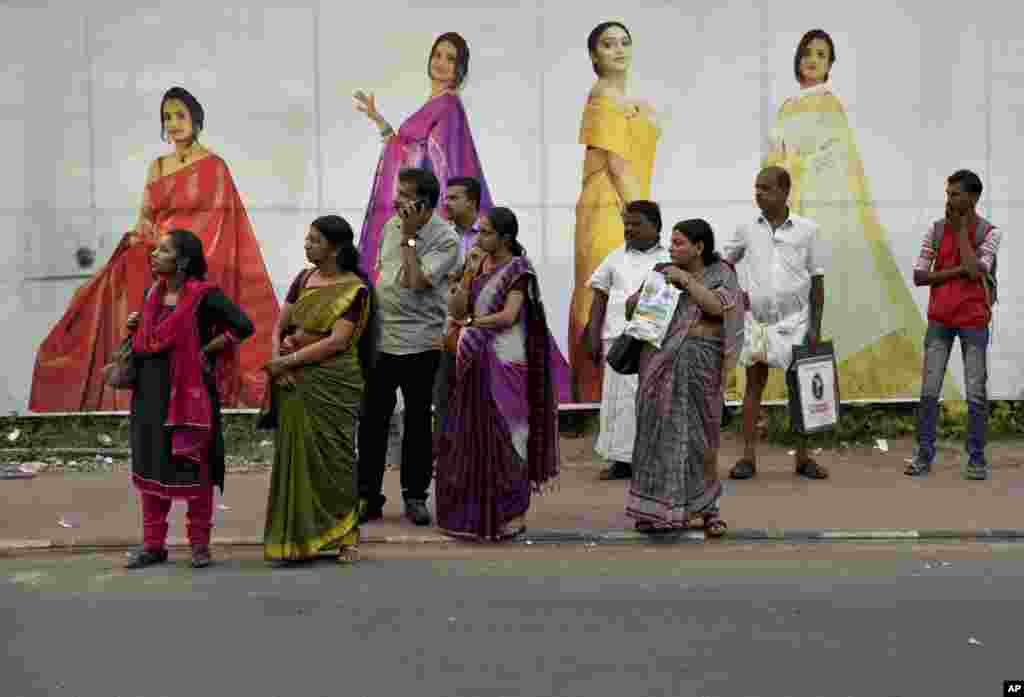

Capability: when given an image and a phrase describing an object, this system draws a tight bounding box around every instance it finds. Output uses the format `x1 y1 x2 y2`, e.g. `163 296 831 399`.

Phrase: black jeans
433 351 457 436
358 350 441 511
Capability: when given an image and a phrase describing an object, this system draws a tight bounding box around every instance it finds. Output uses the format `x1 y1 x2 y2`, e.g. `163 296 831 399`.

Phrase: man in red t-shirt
907 170 1002 480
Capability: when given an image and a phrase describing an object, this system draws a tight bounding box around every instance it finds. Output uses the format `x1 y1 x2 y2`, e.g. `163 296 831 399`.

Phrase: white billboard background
1 0 1021 413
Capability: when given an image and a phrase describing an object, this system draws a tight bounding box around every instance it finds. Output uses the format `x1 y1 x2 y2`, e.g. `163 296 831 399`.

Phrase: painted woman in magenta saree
354 32 494 277
354 32 571 402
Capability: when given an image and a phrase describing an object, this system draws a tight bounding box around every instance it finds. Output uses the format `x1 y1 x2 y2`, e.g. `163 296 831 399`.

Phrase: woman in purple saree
625 219 743 538
437 208 560 541
354 32 493 277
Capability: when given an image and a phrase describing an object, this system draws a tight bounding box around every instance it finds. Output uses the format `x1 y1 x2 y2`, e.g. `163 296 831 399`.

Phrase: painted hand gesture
353 90 383 126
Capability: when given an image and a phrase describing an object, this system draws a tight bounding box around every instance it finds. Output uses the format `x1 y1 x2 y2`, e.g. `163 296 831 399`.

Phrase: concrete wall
3 0 1023 412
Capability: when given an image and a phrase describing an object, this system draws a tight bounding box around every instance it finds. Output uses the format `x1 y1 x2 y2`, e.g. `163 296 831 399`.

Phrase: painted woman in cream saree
732 29 937 401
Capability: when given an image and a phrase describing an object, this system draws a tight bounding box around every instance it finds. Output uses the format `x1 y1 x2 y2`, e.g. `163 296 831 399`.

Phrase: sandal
337 545 360 564
795 459 829 479
729 459 757 480
683 513 705 530
125 547 168 570
705 515 728 538
904 459 931 476
190 545 212 569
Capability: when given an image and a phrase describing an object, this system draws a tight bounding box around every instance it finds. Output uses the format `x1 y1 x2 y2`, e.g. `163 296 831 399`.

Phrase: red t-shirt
927 222 990 328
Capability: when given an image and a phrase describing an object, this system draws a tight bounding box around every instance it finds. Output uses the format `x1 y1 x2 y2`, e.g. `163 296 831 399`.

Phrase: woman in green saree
263 215 377 564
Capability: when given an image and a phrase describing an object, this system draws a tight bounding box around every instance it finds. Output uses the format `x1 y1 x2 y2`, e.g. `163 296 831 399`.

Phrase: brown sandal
683 513 705 529
705 516 728 538
337 545 360 564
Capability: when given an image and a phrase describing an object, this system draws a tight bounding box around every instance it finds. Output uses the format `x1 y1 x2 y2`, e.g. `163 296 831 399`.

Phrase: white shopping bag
624 269 681 349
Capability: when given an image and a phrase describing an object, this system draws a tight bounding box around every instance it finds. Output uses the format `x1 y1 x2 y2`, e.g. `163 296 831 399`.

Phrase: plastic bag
624 269 681 349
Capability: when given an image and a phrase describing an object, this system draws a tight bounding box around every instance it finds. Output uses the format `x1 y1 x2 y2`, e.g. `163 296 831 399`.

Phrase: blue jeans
916 321 989 466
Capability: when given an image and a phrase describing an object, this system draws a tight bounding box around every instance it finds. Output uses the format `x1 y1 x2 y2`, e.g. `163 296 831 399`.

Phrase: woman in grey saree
625 219 743 537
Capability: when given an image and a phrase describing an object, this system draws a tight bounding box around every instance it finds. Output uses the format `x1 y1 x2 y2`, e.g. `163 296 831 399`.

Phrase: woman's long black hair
485 206 525 257
167 228 208 280
310 215 379 380
672 218 721 266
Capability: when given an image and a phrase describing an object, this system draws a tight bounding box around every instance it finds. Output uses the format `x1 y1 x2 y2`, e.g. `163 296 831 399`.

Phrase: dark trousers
433 351 457 436
916 321 989 466
359 350 441 510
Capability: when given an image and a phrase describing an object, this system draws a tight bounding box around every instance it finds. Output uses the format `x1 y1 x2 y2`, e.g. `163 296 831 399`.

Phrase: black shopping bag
786 340 840 434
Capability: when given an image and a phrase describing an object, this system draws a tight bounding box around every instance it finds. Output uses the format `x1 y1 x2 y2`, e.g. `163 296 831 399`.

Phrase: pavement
2 433 1024 553
4 544 1024 696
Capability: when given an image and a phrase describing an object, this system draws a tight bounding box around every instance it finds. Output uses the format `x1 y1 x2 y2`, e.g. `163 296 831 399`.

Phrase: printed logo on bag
812 373 824 400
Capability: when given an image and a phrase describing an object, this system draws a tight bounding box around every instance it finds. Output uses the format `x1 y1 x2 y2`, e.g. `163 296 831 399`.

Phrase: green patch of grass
0 412 273 463
721 400 1024 446
2 401 1021 460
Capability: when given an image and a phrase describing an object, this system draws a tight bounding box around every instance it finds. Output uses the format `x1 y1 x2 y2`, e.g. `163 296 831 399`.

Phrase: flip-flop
729 459 757 479
500 526 527 541
795 459 829 479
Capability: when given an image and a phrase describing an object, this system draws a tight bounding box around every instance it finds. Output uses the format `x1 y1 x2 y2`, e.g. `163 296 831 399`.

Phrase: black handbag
605 333 643 375
102 338 137 389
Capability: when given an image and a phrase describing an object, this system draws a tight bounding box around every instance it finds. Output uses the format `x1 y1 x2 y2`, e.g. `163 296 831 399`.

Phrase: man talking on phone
359 167 460 526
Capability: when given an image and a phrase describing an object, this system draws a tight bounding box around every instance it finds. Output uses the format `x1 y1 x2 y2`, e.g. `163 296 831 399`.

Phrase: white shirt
588 243 671 340
723 213 825 327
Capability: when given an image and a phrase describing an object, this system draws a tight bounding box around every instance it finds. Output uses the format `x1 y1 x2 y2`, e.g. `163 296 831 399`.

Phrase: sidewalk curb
4 528 1024 555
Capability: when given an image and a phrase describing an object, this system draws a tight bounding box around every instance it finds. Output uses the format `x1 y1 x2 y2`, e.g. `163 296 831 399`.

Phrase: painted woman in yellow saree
569 21 660 403
744 29 933 401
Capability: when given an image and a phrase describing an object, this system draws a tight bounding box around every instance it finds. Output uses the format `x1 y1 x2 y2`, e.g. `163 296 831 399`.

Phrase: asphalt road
2 543 1022 697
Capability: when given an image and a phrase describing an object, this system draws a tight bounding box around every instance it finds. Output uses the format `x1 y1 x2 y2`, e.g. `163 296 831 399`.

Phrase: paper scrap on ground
875 439 889 452
58 514 81 529
7 429 20 442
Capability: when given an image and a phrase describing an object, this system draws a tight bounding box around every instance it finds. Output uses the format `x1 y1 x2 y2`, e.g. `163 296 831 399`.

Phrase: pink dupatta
132 279 236 465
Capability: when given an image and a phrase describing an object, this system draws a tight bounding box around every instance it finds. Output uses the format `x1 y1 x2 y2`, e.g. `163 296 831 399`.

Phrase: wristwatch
404 237 417 248
465 316 474 326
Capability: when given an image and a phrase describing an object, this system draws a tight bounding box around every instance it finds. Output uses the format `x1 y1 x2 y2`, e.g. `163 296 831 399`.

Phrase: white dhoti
595 338 639 463
738 309 808 370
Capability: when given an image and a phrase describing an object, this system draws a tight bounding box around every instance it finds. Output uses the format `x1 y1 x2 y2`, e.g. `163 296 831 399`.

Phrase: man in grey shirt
359 168 459 526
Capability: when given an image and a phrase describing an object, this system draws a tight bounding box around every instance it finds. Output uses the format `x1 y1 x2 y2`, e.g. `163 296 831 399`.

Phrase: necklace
314 267 341 281
177 142 195 164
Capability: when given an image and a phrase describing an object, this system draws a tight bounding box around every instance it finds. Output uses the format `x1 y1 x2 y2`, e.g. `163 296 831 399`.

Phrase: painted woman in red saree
30 87 278 411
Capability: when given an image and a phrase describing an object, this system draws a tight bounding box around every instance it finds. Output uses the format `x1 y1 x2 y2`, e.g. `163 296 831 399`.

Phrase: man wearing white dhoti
586 200 671 480
723 166 829 480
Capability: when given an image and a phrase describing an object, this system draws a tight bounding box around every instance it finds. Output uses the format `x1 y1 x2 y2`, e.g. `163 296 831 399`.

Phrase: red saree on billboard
29 154 278 411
